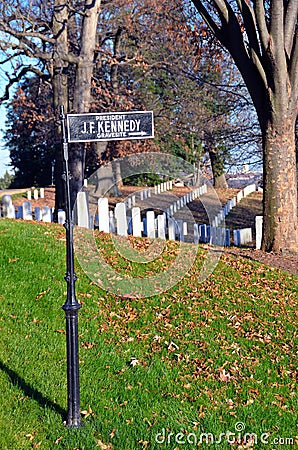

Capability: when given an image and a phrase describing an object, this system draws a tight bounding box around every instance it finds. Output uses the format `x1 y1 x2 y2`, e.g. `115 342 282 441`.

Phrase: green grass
0 220 297 449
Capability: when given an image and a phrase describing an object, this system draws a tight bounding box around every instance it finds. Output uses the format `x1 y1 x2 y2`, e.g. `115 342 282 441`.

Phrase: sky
0 103 10 178
0 63 12 178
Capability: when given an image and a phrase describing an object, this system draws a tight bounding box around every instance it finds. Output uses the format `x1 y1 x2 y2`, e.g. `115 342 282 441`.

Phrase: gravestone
194 223 199 244
40 188 45 199
16 205 23 219
237 190 243 202
132 207 142 237
157 214 166 240
42 206 52 223
168 217 176 241
109 211 115 233
2 195 15 219
199 224 207 243
58 210 66 225
234 228 252 246
115 202 127 236
225 228 231 247
23 202 33 220
255 216 263 250
34 207 42 221
146 211 155 238
76 192 89 228
176 220 184 242
97 198 109 233
33 189 39 200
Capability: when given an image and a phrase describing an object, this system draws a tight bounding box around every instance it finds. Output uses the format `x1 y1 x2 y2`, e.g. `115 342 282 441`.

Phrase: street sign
67 110 154 143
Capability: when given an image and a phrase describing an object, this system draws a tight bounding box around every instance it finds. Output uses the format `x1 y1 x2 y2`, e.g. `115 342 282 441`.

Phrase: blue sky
0 64 11 178
0 103 10 178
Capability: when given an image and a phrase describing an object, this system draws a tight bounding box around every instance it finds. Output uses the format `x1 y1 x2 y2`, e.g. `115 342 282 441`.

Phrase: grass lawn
0 219 297 449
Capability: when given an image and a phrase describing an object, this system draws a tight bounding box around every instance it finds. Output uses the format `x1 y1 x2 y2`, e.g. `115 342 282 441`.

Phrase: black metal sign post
60 105 82 428
58 107 154 428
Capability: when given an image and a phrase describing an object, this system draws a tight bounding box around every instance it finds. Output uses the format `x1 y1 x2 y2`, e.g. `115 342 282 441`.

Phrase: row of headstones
0 194 66 224
78 193 231 245
76 184 237 246
118 180 175 209
1 183 260 248
212 183 257 228
27 188 45 201
76 184 208 232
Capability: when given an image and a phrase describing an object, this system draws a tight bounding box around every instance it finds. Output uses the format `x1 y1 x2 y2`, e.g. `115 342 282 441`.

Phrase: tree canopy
0 0 257 191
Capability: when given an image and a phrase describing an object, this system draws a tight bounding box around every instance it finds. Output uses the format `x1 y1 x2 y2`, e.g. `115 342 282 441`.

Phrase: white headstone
255 216 263 250
76 192 89 228
168 217 176 240
146 211 155 238
240 228 252 245
157 214 166 240
194 223 199 244
23 202 33 220
2 195 15 219
97 197 110 233
42 206 52 223
115 202 127 236
58 209 66 225
33 189 39 200
132 207 142 237
40 188 45 199
27 191 32 200
210 226 217 245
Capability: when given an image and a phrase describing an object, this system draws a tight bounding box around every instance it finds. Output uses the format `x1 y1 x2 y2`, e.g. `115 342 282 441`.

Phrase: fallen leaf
81 405 94 418
96 439 113 449
219 369 231 382
129 357 139 367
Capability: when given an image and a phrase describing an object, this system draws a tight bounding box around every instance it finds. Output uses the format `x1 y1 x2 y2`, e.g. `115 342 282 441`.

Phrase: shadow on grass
0 360 66 420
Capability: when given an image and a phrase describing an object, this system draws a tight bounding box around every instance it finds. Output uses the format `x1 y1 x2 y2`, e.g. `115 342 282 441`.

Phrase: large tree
190 0 298 253
0 0 101 209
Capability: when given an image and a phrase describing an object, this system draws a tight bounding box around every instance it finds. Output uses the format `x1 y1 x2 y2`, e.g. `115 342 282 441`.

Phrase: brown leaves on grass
96 439 113 449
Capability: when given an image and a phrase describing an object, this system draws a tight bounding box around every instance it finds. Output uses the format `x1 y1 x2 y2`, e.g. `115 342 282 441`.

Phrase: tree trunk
69 0 101 208
262 119 298 253
52 0 69 217
209 149 228 188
